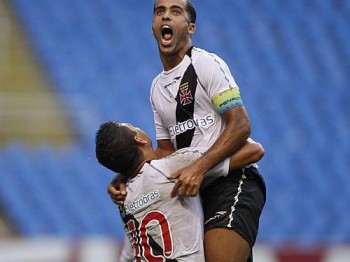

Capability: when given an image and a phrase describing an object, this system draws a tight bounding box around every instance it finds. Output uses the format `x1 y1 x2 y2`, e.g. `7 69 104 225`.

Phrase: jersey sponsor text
168 114 215 137
125 189 160 214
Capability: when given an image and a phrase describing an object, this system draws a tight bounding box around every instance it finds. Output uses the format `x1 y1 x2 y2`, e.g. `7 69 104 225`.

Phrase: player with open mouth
152 0 196 64
109 1 267 261
161 25 173 46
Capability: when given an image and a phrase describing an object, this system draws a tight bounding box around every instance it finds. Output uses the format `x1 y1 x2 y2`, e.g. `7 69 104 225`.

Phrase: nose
161 10 171 20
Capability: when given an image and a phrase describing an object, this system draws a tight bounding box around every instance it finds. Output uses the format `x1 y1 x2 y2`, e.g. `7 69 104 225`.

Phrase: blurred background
0 0 349 261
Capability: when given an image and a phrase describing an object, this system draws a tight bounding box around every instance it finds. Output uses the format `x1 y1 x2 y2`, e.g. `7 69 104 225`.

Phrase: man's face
152 0 195 56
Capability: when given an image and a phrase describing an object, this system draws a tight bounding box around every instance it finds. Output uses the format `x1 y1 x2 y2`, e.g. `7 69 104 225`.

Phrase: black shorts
200 166 266 249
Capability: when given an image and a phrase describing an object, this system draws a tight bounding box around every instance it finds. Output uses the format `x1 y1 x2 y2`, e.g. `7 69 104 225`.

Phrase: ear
134 135 148 145
188 23 196 35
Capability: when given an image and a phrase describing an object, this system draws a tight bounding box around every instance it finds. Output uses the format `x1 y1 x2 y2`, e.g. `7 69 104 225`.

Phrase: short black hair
184 0 196 23
153 0 197 24
95 121 142 177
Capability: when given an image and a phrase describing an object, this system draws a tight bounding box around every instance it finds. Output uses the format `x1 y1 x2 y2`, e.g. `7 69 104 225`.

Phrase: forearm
167 107 251 198
194 107 251 174
229 140 264 170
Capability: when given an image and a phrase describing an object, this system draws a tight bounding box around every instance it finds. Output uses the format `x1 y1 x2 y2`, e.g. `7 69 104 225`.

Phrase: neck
160 43 192 71
128 151 158 179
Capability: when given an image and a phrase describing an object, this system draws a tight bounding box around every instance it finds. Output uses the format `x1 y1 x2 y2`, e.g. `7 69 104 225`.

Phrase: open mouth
161 25 173 42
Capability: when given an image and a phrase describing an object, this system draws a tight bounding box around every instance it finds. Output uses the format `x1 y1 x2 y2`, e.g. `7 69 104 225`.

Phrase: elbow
253 143 265 162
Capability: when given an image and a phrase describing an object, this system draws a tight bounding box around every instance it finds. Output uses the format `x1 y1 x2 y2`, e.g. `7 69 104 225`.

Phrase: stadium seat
1 0 348 245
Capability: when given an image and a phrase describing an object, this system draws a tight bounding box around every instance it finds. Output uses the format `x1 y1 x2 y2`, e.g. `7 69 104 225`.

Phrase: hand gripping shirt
119 147 229 262
151 46 243 150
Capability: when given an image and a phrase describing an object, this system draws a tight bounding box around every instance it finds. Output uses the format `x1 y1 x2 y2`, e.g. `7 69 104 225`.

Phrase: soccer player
96 121 264 261
109 1 267 261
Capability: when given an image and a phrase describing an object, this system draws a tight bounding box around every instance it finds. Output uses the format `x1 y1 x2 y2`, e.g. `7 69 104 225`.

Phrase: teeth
161 25 173 36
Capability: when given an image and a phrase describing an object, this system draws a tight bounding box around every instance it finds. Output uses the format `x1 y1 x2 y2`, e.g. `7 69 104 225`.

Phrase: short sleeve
195 52 238 99
151 94 171 141
194 52 243 115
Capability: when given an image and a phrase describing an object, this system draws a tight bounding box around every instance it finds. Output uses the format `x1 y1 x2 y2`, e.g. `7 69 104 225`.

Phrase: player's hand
168 164 204 198
107 174 127 205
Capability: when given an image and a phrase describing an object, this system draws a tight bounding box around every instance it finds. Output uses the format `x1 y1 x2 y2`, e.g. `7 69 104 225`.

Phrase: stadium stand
0 0 349 251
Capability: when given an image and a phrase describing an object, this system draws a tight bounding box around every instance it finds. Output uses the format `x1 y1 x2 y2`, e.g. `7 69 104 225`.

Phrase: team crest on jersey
179 82 193 106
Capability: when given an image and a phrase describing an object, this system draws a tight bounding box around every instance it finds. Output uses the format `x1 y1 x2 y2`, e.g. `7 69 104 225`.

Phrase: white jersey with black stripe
150 46 239 150
120 147 229 261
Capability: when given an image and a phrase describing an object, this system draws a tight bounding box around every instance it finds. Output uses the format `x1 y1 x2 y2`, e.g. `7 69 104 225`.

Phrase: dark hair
184 0 197 23
95 121 142 177
153 0 197 24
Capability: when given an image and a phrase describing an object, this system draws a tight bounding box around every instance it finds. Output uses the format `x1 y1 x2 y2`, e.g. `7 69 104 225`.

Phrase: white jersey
119 147 229 262
151 46 241 150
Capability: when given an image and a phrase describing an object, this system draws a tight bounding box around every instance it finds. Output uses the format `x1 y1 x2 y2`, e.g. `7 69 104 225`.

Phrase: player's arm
203 138 264 176
170 105 250 197
107 174 127 205
228 138 264 171
201 139 263 189
203 106 251 172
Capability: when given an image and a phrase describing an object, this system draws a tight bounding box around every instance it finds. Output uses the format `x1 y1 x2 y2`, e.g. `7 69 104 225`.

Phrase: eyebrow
154 4 185 12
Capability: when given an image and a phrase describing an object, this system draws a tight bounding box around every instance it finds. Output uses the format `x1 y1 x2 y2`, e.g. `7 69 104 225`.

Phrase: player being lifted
96 121 264 261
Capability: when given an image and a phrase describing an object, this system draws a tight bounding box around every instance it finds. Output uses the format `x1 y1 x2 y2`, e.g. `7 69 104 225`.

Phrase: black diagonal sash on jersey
175 61 197 149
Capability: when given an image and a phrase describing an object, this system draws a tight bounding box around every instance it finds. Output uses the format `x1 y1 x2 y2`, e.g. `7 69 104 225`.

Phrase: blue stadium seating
1 0 348 245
